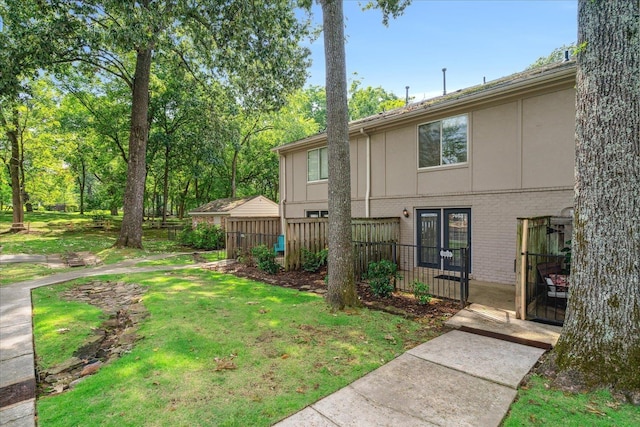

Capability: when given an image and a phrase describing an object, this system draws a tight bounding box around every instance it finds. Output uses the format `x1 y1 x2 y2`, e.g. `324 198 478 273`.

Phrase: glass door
417 208 471 271
417 210 440 268
443 208 471 271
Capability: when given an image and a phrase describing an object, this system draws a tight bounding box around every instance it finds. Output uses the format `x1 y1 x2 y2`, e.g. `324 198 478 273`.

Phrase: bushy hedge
363 259 402 298
301 248 328 272
179 224 225 250
251 245 280 274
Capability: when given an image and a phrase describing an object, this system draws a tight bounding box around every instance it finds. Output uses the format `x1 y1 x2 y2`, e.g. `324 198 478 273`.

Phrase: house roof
273 60 577 154
189 196 261 215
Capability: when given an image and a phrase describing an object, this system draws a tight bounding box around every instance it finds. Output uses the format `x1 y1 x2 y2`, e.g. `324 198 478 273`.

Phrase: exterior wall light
402 208 409 218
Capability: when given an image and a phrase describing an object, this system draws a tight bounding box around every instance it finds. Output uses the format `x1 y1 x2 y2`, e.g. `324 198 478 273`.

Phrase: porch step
445 303 562 350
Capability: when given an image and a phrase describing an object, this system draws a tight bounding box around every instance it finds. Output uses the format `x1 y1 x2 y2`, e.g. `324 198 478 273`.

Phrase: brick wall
367 187 573 284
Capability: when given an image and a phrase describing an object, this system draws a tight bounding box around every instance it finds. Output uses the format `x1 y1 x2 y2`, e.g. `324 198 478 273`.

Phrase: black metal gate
524 252 567 326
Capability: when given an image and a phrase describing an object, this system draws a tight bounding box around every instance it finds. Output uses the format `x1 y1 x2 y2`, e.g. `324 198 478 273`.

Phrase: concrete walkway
1 256 561 427
275 304 561 426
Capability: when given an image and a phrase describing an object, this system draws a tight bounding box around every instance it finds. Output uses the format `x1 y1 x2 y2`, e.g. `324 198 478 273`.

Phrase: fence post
459 248 468 308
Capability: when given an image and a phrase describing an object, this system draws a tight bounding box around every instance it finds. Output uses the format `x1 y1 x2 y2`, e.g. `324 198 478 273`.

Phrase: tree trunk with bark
320 0 357 310
115 48 152 248
162 143 170 224
555 0 640 393
77 158 86 215
3 107 25 231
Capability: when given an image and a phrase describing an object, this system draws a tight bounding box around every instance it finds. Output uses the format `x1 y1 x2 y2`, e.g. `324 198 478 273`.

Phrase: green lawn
0 211 192 285
33 269 445 426
503 375 640 426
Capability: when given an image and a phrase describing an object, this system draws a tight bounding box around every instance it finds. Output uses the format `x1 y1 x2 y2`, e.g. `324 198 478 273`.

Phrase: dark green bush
251 245 280 274
364 259 401 298
301 248 328 272
179 223 225 250
412 280 432 305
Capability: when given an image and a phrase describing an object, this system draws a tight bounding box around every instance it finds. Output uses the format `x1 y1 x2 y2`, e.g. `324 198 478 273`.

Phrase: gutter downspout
360 128 371 218
280 154 286 233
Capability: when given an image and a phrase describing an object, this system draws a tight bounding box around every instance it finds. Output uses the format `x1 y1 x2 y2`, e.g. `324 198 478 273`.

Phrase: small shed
188 196 279 228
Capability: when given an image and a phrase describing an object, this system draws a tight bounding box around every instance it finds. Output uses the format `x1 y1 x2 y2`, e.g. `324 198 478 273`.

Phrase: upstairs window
418 115 468 168
308 147 328 182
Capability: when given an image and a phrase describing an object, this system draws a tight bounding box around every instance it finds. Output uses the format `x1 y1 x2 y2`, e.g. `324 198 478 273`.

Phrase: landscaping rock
36 280 148 397
80 361 102 377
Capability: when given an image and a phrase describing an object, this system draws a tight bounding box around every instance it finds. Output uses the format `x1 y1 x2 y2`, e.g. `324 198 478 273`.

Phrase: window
306 210 328 218
308 147 328 182
418 115 468 168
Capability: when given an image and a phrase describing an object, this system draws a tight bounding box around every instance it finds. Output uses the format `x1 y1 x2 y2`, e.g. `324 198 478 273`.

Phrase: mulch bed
213 263 461 320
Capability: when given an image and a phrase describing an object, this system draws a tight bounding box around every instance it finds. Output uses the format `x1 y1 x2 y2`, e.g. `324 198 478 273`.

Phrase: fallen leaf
214 356 238 371
281 354 290 360
56 328 70 334
296 387 306 394
246 301 259 305
585 405 606 416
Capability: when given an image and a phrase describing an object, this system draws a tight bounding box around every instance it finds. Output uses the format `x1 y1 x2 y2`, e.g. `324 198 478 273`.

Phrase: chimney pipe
405 86 410 105
442 68 447 95
564 50 570 62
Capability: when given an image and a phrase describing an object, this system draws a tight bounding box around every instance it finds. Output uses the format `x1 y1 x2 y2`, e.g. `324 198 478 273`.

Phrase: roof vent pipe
442 68 447 95
563 50 570 62
405 86 410 105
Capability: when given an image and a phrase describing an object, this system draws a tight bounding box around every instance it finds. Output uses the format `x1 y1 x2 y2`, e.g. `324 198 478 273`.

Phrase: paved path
274 330 545 426
1 255 559 427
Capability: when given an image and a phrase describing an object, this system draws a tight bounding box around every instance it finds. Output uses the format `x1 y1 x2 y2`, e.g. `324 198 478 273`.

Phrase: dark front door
417 209 440 268
417 208 471 271
443 208 471 271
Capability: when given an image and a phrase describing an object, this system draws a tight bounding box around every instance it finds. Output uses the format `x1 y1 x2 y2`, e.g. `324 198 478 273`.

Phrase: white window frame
307 147 328 182
417 114 468 169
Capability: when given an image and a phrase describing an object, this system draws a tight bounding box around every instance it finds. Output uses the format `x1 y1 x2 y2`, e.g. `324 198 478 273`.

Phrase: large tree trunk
321 0 357 310
230 148 239 198
3 107 25 231
115 48 152 248
555 0 639 393
162 143 170 224
78 158 86 215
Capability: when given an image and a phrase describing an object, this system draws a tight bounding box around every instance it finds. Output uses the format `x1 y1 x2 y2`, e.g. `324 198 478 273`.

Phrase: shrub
412 280 432 305
179 224 225 250
301 248 328 272
251 245 280 274
364 259 401 298
236 249 253 266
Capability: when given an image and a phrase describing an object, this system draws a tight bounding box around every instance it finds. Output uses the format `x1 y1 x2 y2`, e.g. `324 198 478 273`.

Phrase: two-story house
274 60 576 287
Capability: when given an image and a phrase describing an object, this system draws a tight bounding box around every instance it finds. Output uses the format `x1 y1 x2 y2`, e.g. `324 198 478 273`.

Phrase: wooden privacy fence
285 217 400 271
225 217 281 257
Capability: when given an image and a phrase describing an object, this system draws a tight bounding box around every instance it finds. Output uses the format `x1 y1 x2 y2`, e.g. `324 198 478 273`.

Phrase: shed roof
189 196 261 215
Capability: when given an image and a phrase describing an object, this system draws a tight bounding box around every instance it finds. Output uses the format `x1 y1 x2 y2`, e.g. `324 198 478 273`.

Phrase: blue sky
303 0 577 101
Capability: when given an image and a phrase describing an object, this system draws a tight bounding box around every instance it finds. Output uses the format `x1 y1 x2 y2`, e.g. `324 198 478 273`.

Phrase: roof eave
273 63 576 154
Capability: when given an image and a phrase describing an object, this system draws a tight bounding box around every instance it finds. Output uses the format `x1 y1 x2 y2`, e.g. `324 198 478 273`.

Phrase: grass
503 375 640 426
32 282 106 370
0 264 72 286
0 211 192 285
33 269 444 426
